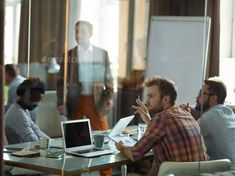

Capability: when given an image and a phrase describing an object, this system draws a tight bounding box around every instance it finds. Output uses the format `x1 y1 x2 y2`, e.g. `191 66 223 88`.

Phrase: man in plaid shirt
115 75 208 175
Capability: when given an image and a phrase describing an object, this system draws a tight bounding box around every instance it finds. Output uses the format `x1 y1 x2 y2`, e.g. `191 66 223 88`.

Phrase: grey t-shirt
198 104 235 165
5 103 49 144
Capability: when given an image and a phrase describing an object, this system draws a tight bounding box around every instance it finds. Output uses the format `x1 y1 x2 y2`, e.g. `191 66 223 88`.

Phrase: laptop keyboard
74 148 100 154
70 148 113 157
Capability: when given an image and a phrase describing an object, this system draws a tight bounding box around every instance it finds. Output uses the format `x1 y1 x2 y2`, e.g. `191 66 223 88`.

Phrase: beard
148 105 164 116
195 100 210 112
17 100 38 111
26 104 38 111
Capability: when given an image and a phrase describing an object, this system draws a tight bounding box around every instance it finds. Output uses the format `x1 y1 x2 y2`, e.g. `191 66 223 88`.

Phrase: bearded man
5 77 49 144
195 77 235 165
115 75 208 175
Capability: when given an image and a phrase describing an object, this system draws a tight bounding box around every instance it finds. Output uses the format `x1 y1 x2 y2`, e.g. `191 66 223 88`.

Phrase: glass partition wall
3 0 229 175
3 1 146 174
4 0 150 134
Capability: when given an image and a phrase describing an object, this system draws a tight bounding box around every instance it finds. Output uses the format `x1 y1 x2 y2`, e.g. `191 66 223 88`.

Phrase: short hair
16 77 45 97
204 78 227 104
144 75 178 105
75 20 93 33
5 64 19 78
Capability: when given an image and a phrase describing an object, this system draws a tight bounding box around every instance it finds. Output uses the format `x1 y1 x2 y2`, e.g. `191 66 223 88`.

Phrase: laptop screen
62 119 92 149
108 115 134 138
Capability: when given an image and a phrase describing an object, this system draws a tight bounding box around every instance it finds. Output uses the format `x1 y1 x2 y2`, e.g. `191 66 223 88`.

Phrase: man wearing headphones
5 77 49 144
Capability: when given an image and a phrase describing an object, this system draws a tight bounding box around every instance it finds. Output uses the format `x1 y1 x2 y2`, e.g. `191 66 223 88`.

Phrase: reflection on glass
57 20 114 134
5 1 231 175
47 57 60 74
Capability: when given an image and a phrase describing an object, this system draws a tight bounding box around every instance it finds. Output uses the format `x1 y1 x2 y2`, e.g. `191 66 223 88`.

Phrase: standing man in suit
57 21 113 175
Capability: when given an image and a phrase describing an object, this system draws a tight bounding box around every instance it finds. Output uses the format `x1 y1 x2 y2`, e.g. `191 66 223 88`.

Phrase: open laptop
61 119 113 157
107 115 136 146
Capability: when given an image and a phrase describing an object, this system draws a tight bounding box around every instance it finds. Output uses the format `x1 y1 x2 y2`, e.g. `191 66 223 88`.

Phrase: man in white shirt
57 21 113 176
196 77 235 165
57 21 113 130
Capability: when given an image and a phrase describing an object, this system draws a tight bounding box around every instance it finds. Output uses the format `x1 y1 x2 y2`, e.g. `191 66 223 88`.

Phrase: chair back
36 90 65 137
157 159 231 176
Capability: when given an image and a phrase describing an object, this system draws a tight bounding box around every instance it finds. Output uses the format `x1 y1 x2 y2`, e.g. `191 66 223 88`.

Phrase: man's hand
57 105 65 115
180 103 191 113
104 99 114 111
132 99 151 125
115 141 124 151
115 141 134 161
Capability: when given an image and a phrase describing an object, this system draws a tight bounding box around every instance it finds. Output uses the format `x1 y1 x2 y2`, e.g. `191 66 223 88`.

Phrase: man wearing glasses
196 77 235 165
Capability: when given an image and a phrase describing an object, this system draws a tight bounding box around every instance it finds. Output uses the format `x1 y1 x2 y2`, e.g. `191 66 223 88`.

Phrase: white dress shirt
78 44 107 95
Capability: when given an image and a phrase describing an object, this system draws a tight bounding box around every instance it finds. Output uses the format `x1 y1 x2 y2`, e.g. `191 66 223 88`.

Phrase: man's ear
162 95 171 104
210 94 218 105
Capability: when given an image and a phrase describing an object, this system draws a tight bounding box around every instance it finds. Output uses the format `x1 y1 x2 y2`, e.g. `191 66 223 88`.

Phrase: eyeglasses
203 92 214 96
198 91 214 97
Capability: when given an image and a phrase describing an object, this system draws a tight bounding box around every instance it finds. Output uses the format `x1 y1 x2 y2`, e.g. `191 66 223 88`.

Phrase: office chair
157 159 231 176
37 90 65 137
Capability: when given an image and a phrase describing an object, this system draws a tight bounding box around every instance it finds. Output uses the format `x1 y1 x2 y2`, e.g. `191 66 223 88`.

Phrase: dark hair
5 64 19 78
144 75 178 105
16 77 45 96
204 79 227 104
75 21 93 33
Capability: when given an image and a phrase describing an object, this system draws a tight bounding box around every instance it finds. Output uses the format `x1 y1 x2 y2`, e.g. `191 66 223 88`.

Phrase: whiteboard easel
146 16 211 105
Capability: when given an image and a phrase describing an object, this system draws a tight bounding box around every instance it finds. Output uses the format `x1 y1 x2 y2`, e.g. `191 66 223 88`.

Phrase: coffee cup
93 134 105 149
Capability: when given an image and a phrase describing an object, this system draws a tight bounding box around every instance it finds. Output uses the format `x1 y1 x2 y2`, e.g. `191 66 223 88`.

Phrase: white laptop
107 115 136 146
61 119 113 157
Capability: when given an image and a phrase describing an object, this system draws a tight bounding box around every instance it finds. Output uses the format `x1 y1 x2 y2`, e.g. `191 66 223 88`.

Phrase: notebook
107 115 136 146
61 119 113 157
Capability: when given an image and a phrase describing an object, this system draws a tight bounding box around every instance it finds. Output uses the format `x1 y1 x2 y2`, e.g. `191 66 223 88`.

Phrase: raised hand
180 102 191 113
58 105 65 115
132 99 151 125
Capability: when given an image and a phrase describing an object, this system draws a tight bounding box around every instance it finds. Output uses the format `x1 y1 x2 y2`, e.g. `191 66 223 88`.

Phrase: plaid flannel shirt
132 106 208 171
